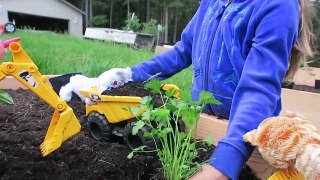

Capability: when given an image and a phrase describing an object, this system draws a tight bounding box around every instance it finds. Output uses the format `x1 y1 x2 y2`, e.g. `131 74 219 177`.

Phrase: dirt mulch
0 85 260 180
0 89 159 180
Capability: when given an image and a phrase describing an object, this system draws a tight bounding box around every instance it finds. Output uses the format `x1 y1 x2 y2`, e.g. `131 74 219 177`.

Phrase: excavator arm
0 42 81 156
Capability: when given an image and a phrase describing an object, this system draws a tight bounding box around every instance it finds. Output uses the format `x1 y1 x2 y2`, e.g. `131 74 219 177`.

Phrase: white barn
0 0 85 37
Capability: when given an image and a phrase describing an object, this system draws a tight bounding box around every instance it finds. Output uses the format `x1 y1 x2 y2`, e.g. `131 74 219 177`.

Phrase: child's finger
2 37 21 48
0 43 6 59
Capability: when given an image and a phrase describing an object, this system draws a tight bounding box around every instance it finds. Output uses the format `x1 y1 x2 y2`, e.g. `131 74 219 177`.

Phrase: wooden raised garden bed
195 67 320 144
1 67 319 179
0 76 259 179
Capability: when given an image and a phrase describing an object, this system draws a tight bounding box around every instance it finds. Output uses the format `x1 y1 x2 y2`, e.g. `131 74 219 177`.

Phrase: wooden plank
293 67 320 87
195 113 228 145
196 88 320 141
281 88 320 129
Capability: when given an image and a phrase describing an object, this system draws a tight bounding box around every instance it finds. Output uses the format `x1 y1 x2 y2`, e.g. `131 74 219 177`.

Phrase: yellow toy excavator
0 40 81 156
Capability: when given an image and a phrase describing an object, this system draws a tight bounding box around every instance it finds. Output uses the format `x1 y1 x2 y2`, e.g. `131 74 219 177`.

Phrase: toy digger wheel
4 22 16 33
123 121 158 151
87 112 113 141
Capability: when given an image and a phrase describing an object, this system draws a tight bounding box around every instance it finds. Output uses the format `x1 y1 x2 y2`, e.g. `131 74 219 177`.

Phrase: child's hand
189 164 228 180
0 41 5 60
0 37 21 60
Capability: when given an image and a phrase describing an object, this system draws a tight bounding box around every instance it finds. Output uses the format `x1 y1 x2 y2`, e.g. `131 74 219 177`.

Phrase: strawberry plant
0 90 13 104
126 79 220 180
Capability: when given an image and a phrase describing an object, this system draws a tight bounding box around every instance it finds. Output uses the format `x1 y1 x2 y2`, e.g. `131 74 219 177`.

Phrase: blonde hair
285 0 316 81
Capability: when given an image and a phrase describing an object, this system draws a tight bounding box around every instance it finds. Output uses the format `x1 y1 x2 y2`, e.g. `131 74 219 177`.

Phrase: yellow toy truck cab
79 84 179 150
0 41 81 156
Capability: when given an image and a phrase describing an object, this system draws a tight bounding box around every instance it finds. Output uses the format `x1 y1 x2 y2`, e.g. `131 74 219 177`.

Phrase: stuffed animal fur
243 112 320 179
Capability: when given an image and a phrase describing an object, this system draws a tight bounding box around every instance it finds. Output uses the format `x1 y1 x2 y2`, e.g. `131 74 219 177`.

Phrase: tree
168 1 184 43
146 0 151 22
110 0 114 28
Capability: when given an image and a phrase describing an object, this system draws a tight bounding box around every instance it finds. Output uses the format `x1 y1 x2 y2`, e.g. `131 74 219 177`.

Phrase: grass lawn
2 30 192 88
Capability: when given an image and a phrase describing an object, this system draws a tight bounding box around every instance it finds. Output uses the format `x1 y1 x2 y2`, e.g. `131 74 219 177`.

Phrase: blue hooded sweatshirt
130 0 299 179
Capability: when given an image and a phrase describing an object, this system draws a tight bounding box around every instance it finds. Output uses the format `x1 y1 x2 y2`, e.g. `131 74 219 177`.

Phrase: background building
0 0 85 37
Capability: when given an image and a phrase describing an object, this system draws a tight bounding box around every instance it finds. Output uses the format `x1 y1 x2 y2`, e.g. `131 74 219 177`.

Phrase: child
61 0 315 179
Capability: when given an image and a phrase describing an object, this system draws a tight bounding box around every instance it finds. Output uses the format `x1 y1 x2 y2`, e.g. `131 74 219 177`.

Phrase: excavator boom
0 42 81 156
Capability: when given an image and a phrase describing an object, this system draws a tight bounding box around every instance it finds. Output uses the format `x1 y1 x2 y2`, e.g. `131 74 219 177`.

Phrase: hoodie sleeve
130 7 201 82
210 0 300 179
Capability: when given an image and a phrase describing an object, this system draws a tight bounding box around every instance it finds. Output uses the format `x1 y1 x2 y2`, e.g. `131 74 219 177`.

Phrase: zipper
203 0 232 114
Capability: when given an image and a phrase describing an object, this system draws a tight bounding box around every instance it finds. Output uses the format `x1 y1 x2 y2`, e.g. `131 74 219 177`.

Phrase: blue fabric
131 0 300 179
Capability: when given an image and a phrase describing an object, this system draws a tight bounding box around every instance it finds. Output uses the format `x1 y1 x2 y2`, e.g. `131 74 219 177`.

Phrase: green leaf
180 108 199 127
168 98 186 109
151 108 170 121
199 91 221 105
141 96 152 106
127 151 134 159
178 132 187 140
0 90 14 105
145 79 162 94
180 88 192 103
125 106 143 116
132 120 145 135
158 127 173 138
205 132 215 146
165 88 179 98
141 110 151 121
144 131 152 137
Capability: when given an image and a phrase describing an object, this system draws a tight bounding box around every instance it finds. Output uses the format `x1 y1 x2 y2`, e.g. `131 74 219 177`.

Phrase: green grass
2 30 192 88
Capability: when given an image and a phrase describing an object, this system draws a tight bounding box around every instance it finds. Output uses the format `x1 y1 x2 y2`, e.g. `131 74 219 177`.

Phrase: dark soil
0 85 260 180
0 89 160 180
102 82 165 108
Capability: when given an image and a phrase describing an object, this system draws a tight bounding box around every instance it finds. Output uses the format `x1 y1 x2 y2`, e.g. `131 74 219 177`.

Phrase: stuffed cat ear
96 67 132 93
243 129 257 146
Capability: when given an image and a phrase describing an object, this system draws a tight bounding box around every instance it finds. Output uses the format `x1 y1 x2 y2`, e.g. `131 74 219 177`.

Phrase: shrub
141 19 158 35
123 13 141 32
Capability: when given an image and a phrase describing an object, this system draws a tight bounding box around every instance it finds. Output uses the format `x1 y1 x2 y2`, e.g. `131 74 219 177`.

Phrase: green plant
0 90 14 104
127 79 220 180
141 19 159 35
123 13 141 32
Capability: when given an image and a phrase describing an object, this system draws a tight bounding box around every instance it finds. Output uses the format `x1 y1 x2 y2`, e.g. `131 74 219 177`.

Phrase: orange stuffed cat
243 112 320 180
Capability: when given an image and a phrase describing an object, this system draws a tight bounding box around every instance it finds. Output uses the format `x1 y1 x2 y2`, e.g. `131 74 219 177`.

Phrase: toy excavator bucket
41 106 81 156
267 170 304 180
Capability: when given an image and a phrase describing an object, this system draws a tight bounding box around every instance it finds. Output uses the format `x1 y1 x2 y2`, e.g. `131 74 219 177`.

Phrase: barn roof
58 0 86 15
